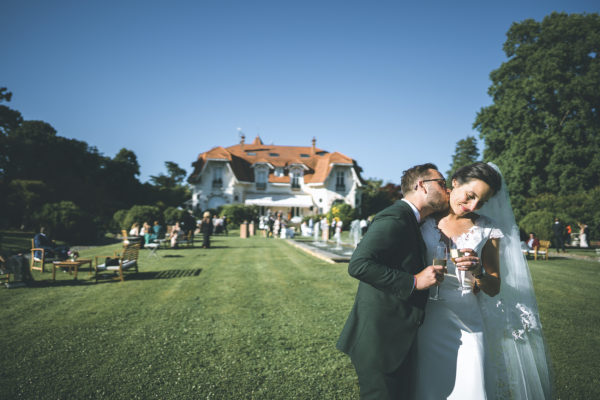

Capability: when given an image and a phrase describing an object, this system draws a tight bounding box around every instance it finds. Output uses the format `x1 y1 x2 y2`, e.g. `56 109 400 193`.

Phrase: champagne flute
429 245 447 301
450 239 471 292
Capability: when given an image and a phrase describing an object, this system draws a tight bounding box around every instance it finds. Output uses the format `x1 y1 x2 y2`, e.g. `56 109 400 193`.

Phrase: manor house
187 135 364 219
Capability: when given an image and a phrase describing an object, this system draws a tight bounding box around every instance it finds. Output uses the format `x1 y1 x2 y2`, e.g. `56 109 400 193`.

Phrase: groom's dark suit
337 200 429 399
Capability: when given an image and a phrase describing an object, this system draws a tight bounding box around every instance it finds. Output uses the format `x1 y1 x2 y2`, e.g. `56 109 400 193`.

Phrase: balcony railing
335 184 346 192
256 182 266 190
212 179 222 189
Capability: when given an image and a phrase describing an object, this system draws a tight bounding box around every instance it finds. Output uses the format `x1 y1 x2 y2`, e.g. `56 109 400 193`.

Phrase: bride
413 162 552 399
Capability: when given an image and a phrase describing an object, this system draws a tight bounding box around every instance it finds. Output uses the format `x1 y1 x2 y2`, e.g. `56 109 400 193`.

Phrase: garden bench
521 240 550 260
94 243 140 282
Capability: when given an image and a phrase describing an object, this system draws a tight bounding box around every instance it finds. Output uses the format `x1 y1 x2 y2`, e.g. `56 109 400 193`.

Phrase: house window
274 167 284 177
212 166 223 188
256 169 267 190
290 168 302 190
336 170 345 191
291 174 300 189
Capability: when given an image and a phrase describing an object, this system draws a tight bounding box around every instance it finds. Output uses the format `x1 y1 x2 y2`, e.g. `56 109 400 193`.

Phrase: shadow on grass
132 269 203 280
9 269 204 288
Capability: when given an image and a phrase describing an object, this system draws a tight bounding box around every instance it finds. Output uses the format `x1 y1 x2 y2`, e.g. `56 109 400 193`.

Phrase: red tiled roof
188 136 362 185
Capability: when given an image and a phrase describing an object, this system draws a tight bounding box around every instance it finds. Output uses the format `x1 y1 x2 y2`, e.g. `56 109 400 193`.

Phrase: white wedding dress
414 215 502 399
413 163 552 400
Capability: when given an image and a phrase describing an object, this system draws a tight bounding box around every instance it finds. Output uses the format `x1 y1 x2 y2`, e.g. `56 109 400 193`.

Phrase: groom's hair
401 163 439 195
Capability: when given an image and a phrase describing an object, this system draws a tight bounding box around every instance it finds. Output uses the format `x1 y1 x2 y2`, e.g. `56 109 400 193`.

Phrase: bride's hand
455 248 481 273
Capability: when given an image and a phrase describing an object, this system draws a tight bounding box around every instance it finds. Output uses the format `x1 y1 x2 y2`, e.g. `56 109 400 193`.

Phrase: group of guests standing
127 211 218 249
551 217 591 251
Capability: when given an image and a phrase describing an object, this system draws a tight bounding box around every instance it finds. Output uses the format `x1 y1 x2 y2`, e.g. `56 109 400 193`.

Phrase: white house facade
186 136 364 218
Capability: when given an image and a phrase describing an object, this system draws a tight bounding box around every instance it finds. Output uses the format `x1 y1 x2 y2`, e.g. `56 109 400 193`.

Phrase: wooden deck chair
30 239 59 273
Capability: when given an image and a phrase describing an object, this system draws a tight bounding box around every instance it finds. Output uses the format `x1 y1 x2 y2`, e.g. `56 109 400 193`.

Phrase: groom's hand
414 265 445 290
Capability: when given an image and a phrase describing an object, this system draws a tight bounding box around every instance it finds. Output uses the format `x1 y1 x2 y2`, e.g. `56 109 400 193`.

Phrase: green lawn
0 234 598 399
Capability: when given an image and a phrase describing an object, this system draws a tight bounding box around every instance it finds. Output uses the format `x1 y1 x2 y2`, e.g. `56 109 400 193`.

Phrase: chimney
240 133 245 149
312 137 316 155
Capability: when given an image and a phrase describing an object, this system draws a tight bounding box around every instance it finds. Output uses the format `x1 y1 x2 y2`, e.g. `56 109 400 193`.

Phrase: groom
336 163 449 399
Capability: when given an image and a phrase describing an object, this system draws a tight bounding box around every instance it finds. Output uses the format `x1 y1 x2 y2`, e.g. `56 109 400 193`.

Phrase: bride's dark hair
452 162 502 195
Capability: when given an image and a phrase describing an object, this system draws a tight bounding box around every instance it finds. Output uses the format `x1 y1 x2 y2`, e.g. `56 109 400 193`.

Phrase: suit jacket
336 200 429 373
552 222 564 237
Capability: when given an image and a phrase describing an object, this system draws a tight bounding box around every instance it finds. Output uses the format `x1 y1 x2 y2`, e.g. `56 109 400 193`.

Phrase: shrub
122 205 162 231
112 209 128 231
164 207 186 225
327 202 356 231
34 201 97 243
519 210 570 243
523 187 600 242
302 214 325 224
221 204 259 226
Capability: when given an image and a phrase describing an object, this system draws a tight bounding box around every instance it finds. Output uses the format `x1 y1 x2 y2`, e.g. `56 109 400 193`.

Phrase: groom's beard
427 191 449 213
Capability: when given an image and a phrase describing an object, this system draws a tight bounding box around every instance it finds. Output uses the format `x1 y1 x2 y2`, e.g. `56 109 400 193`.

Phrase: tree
113 148 140 178
150 161 186 189
148 161 190 208
474 12 600 218
0 87 23 136
34 201 97 242
359 179 401 217
5 180 48 228
0 88 23 182
446 136 480 179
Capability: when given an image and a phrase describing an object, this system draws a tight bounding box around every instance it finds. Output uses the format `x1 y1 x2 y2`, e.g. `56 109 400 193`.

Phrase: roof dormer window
269 153 280 157
246 152 256 156
300 154 310 158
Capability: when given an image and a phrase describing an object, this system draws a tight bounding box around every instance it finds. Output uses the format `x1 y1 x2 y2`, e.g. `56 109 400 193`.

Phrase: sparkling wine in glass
429 245 447 301
450 240 471 292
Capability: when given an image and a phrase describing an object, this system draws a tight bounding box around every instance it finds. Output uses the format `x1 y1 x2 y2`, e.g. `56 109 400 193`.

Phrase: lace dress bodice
421 215 504 290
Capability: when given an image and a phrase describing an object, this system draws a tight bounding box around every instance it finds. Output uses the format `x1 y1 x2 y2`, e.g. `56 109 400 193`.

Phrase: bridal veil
477 163 552 399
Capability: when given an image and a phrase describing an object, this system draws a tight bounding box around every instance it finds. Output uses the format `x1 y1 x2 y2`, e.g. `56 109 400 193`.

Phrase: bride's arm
474 238 501 297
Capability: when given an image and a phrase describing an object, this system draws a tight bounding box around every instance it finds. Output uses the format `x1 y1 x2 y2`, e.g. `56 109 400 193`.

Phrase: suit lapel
398 200 427 267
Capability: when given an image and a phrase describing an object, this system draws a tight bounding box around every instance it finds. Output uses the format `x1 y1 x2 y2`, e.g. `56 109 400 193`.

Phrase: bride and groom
336 162 552 399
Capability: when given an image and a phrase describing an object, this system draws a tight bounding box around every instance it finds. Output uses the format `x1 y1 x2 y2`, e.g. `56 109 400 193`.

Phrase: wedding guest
360 218 369 235
527 232 540 250
579 222 589 248
33 227 69 260
129 222 140 237
140 222 151 237
552 217 567 253
222 215 229 235
335 217 343 238
273 216 281 238
200 211 213 248
182 210 196 237
170 222 182 248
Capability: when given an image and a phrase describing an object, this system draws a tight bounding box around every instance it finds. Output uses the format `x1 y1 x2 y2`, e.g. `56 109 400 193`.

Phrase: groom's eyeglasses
419 178 447 189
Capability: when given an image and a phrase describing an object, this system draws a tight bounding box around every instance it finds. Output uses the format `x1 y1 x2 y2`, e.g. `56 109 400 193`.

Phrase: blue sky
2 0 598 183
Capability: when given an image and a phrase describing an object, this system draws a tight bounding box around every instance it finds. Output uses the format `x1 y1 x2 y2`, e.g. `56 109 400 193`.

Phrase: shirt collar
401 198 421 223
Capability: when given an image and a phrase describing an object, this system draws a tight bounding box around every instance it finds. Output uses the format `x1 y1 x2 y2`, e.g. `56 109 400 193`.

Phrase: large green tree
446 136 480 179
148 161 190 208
474 12 600 217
